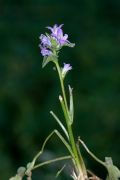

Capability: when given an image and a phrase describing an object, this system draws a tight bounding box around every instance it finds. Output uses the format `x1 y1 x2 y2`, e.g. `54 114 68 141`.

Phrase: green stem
55 61 84 175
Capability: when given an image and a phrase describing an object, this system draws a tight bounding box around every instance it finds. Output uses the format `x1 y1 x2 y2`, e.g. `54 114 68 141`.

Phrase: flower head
47 24 69 46
62 63 72 78
39 24 75 61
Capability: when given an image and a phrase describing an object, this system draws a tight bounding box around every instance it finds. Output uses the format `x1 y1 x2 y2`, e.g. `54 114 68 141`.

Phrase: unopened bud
59 95 63 102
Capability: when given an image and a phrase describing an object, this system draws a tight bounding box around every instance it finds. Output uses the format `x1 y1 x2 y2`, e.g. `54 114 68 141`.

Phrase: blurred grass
0 0 120 179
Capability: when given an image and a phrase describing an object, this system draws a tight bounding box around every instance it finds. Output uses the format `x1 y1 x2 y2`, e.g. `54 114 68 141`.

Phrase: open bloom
47 24 69 46
40 46 52 56
39 34 51 47
47 24 63 37
62 63 72 78
39 24 75 58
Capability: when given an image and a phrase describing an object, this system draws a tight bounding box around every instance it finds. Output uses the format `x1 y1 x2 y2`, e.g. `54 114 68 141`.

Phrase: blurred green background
0 0 120 179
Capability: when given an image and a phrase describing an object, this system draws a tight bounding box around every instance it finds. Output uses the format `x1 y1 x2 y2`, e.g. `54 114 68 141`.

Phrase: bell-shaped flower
40 46 52 57
39 34 51 47
62 63 72 79
47 24 70 46
47 24 63 37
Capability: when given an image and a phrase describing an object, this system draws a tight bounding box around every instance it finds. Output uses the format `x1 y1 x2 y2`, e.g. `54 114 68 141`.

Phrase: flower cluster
47 24 69 46
39 24 75 57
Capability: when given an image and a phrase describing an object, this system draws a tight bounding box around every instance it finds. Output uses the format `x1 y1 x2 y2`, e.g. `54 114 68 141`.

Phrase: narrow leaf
64 42 75 48
80 138 120 180
79 138 105 167
33 129 73 163
50 111 69 140
33 156 71 170
56 164 66 178
68 85 74 125
59 95 71 125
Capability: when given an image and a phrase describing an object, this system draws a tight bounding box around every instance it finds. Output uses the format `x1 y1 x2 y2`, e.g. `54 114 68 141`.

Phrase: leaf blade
68 85 74 125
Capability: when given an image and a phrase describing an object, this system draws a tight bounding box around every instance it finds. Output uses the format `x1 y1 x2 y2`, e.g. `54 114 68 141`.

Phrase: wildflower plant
9 24 120 180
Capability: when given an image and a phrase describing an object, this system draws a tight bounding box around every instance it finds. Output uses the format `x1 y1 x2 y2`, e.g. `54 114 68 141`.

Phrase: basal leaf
9 175 22 180
105 157 120 180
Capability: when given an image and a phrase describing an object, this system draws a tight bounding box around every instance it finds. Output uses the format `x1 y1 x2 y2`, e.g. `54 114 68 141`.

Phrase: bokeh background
0 0 120 179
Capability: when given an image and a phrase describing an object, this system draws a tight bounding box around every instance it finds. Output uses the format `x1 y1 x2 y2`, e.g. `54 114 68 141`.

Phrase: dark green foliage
0 0 120 179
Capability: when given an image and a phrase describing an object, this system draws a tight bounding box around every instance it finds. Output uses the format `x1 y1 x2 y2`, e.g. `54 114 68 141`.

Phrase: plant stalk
55 61 85 177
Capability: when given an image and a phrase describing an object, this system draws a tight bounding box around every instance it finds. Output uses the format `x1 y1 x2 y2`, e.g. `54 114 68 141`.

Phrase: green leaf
56 164 66 178
33 129 73 164
105 157 120 180
50 110 69 140
59 95 71 126
63 42 75 48
68 85 74 125
42 55 58 68
42 56 51 68
79 139 120 180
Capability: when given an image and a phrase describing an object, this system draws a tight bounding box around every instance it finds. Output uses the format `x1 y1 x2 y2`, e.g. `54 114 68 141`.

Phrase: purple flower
40 46 52 56
62 63 72 78
39 24 75 59
47 24 63 37
40 34 51 47
47 24 69 46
